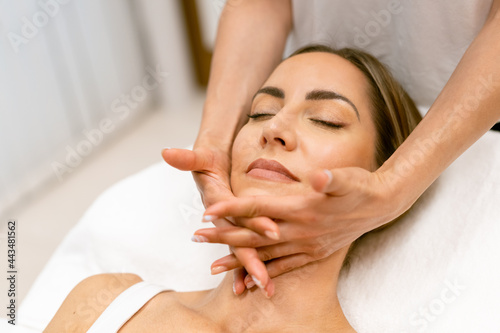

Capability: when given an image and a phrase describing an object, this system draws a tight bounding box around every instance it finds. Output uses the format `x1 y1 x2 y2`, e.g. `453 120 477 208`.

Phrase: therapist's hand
194 166 405 286
162 147 277 297
162 146 232 207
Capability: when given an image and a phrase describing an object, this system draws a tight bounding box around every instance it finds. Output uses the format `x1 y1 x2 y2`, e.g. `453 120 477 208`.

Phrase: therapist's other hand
162 147 276 297
162 147 233 206
196 167 402 282
161 147 279 236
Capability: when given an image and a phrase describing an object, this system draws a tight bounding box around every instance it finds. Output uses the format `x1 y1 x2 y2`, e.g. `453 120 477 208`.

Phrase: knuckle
246 235 261 248
247 196 260 216
312 242 332 259
297 227 318 240
303 241 319 254
258 249 274 262
276 260 294 273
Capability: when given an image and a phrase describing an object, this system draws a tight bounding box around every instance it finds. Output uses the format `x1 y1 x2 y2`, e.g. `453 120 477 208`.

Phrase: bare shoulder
119 288 220 333
43 273 142 333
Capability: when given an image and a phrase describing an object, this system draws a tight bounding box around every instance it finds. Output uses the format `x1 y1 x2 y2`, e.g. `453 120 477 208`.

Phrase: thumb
161 148 212 172
311 167 369 196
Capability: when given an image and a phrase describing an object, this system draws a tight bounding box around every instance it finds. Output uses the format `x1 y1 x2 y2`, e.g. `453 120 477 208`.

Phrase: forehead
262 52 370 108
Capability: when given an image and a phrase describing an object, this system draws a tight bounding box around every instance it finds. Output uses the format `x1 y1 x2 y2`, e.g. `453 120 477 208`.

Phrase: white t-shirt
285 0 493 112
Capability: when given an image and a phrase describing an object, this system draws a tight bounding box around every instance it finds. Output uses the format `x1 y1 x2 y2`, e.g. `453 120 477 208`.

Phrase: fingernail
211 266 227 275
162 147 171 150
263 282 274 298
246 280 256 289
323 169 332 183
322 169 332 191
244 275 252 286
251 275 264 289
202 215 217 222
191 235 209 243
264 230 279 240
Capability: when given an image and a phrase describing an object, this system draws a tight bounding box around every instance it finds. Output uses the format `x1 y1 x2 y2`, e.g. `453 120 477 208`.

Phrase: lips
246 158 299 182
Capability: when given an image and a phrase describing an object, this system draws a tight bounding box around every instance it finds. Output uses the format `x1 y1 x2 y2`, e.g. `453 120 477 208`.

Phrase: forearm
379 5 500 215
195 0 292 151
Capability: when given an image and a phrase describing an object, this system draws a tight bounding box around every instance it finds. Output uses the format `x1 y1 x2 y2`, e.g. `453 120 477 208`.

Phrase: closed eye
247 113 274 120
309 119 344 129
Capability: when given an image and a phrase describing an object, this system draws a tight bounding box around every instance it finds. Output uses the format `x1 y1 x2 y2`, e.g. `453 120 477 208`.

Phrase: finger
264 253 315 279
202 216 280 240
211 253 239 271
199 218 312 248
193 226 274 247
233 267 247 295
161 148 213 172
203 195 308 221
310 169 332 193
226 247 271 296
314 167 370 196
236 217 280 240
211 241 305 271
194 179 234 208
244 273 275 298
211 217 235 228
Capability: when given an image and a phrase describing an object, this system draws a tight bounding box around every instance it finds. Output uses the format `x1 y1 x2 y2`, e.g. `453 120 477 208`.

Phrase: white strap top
87 281 171 333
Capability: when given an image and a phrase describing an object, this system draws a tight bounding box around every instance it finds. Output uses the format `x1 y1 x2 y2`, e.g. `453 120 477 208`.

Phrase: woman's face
231 52 378 197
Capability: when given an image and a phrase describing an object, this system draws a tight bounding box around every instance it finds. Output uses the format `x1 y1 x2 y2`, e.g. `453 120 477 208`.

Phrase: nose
260 113 297 151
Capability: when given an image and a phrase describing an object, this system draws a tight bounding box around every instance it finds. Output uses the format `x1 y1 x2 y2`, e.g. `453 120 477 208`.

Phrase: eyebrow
252 86 285 100
306 90 360 121
252 86 360 121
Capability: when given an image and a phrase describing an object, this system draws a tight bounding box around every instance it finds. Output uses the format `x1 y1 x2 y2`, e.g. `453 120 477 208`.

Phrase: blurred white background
0 0 222 308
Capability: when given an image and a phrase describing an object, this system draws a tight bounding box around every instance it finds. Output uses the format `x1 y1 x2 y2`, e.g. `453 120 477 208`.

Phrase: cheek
304 132 376 170
230 127 259 193
348 138 377 169
231 128 257 170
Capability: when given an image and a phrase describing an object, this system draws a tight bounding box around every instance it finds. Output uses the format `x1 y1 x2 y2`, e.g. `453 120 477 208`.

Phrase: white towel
18 131 500 332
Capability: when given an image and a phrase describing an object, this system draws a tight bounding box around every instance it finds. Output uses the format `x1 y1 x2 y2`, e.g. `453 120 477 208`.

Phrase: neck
197 247 354 332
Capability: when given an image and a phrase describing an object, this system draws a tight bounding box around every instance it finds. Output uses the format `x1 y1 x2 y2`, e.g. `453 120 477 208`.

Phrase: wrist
194 102 248 152
375 161 415 221
378 158 431 222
